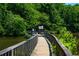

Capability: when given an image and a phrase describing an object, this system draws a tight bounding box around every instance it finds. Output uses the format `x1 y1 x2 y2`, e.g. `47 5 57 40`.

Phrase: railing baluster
11 49 14 56
0 34 38 56
7 51 9 56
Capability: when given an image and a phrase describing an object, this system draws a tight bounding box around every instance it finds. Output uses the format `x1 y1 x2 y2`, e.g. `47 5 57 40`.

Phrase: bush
0 24 4 35
4 11 26 36
57 27 77 54
24 33 31 39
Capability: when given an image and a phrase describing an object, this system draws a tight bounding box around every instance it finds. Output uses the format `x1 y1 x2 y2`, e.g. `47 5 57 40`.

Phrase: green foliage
0 3 79 55
60 5 79 32
0 24 4 35
3 11 26 36
57 27 77 54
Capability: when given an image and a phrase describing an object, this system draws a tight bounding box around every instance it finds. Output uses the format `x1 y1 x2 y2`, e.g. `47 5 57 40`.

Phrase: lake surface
0 36 26 51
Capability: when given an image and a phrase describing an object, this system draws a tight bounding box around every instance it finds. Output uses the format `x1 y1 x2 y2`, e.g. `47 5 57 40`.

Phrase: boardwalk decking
31 36 50 56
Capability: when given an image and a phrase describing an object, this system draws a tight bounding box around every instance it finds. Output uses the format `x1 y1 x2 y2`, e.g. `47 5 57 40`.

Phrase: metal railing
44 31 72 56
0 34 38 56
0 30 72 56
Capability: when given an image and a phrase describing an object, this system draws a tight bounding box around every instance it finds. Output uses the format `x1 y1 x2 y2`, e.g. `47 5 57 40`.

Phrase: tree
3 11 26 36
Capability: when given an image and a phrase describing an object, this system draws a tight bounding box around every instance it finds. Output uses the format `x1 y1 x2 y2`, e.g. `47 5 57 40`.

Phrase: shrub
57 27 77 54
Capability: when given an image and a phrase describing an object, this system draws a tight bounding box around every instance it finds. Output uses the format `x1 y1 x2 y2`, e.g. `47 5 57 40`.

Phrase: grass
0 36 26 51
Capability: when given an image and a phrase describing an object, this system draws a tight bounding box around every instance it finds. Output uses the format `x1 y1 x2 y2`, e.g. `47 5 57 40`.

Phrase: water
0 36 26 51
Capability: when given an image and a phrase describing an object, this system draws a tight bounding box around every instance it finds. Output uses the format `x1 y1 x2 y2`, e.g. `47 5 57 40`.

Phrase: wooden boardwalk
0 33 72 56
31 36 50 56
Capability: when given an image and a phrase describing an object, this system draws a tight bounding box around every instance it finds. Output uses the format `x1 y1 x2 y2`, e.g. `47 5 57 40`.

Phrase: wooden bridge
0 31 72 56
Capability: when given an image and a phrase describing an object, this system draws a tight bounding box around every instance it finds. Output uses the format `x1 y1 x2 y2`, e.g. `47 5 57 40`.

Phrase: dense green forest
0 3 79 55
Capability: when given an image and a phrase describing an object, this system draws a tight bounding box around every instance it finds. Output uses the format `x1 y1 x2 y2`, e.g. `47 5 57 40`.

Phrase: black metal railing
0 34 38 56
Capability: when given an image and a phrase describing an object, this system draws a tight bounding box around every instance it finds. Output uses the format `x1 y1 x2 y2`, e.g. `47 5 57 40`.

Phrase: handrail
44 31 72 56
52 34 72 56
0 34 38 56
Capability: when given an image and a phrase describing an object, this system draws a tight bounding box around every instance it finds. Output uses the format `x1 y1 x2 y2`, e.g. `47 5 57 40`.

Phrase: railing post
44 31 72 56
11 49 14 56
0 34 38 56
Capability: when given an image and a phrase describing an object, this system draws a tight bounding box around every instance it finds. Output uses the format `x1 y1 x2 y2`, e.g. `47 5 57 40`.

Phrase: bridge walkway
31 35 50 56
